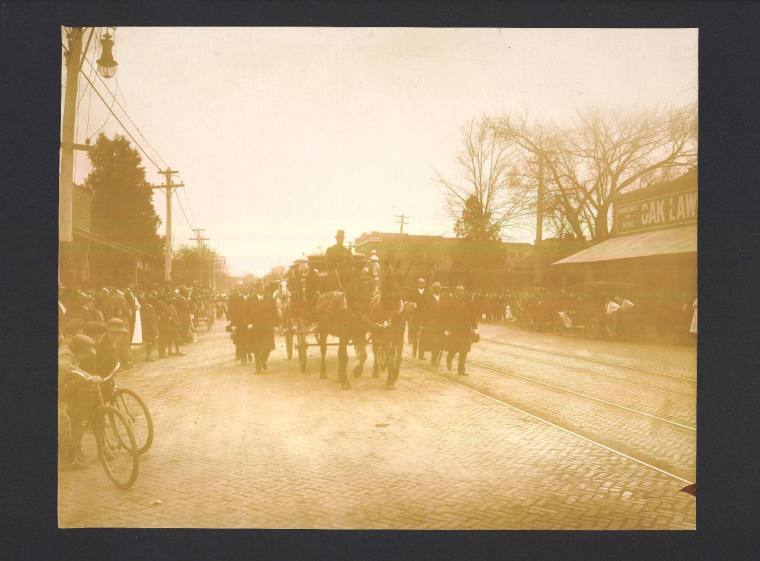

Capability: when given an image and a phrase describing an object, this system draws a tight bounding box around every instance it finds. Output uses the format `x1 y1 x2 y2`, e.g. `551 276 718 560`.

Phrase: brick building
353 231 533 290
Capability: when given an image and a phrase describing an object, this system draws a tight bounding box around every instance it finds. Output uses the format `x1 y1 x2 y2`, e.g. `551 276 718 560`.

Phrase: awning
553 225 696 265
74 228 150 258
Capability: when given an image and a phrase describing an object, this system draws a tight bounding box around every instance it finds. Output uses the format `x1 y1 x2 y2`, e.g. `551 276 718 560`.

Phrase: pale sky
65 27 697 276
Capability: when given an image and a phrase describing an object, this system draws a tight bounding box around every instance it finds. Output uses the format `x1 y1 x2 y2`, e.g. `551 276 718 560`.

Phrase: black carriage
287 252 371 373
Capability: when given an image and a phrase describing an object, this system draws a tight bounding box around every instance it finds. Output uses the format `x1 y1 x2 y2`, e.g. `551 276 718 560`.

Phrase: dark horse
368 295 417 389
314 272 373 389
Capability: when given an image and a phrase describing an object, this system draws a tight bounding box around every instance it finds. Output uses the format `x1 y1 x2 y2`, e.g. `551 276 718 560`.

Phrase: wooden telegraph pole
190 227 209 287
150 170 184 283
60 28 99 287
395 214 410 234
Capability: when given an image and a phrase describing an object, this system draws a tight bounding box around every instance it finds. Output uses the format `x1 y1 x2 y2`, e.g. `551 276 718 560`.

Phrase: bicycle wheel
96 406 139 489
111 388 154 454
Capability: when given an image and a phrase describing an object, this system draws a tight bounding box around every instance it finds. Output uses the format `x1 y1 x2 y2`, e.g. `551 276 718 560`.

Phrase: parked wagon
192 298 216 332
552 281 652 339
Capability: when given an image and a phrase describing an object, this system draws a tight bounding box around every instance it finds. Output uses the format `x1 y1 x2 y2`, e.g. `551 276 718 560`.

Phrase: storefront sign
614 189 697 234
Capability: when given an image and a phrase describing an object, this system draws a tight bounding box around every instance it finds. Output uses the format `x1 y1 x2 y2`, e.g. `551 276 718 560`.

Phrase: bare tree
436 117 531 240
489 104 698 240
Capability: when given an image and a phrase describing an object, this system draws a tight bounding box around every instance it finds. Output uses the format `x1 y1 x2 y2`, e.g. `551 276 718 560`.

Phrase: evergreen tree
85 133 163 259
454 195 501 241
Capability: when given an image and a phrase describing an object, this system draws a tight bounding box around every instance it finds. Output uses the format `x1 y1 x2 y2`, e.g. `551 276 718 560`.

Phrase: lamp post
60 27 117 288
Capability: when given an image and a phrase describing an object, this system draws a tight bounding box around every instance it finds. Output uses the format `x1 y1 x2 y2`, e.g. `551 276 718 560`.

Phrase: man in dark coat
141 296 158 361
228 288 251 363
423 281 445 366
94 288 114 321
325 229 352 291
249 281 277 373
154 298 174 358
443 284 479 376
407 277 428 359
172 290 192 344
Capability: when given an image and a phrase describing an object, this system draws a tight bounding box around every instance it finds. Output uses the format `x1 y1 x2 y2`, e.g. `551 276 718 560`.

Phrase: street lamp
60 26 119 288
97 31 118 78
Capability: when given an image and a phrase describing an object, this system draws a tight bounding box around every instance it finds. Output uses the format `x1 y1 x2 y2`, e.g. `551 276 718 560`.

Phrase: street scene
58 28 697 529
59 318 696 529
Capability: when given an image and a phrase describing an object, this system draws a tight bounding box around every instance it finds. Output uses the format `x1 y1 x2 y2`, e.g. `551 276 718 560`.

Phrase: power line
78 46 170 170
63 40 164 172
179 179 197 225
174 187 195 231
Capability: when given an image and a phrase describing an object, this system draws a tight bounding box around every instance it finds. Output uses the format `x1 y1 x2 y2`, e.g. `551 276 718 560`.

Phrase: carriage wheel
587 316 603 339
286 325 294 360
297 326 307 372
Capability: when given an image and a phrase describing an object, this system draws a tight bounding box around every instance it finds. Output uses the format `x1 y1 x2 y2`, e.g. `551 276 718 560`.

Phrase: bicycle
101 367 154 454
66 363 140 489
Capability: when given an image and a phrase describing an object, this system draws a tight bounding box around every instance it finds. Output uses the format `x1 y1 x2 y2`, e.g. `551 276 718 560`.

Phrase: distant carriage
192 295 216 332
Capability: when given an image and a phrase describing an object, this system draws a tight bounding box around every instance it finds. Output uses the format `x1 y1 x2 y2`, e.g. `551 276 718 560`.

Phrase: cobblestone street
59 322 696 529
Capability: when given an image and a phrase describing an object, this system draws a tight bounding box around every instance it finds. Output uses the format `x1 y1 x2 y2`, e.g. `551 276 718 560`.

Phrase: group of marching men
402 277 479 376
225 280 278 373
223 274 481 379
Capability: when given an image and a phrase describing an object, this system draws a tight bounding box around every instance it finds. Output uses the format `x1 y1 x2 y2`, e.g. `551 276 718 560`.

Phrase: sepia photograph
57 26 697 529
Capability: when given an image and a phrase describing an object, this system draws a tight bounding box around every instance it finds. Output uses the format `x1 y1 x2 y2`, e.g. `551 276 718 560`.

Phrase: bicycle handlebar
68 362 121 384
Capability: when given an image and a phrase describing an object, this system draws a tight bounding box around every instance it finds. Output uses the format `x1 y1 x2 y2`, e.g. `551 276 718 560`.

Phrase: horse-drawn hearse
278 250 415 389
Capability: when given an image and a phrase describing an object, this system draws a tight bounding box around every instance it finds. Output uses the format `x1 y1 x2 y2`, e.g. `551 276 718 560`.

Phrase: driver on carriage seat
325 229 352 292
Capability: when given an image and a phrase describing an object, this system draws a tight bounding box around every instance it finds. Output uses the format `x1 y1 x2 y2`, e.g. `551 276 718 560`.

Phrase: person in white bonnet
604 296 621 337
504 305 516 321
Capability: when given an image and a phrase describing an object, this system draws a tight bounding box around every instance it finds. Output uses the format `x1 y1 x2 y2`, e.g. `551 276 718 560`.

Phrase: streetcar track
467 359 695 432
475 344 695 399
402 358 695 486
480 336 697 383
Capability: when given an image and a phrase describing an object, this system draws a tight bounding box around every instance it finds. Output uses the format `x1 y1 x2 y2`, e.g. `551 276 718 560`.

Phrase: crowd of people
57 282 218 470
461 286 697 342
58 284 220 362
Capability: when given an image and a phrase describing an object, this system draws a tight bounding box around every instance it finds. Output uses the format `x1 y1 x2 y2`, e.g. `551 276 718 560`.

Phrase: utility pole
190 227 209 287
151 170 184 283
60 28 84 287
212 255 226 292
395 213 409 234
59 27 105 288
534 154 545 285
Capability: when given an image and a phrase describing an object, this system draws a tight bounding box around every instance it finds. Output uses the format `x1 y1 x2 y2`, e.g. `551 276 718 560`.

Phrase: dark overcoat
443 295 478 353
249 294 276 353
